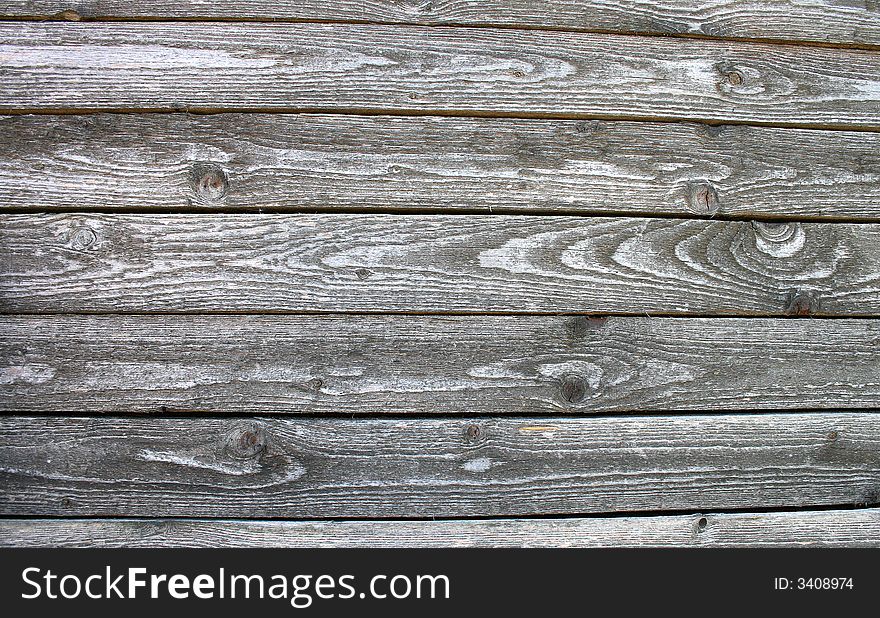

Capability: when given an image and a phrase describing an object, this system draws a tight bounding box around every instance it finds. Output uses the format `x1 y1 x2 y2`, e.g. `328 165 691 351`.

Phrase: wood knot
354 268 373 280
784 289 820 316
685 182 719 215
716 62 746 91
695 516 709 533
225 423 268 459
574 120 600 135
827 430 839 442
566 316 608 339
559 375 588 404
724 71 743 86
861 489 879 506
305 377 324 392
404 0 433 13
699 124 727 139
69 226 98 251
56 9 82 21
191 164 228 201
751 221 805 258
464 423 482 442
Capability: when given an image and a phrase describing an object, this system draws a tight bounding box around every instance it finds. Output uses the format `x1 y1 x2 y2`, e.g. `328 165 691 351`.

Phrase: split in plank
2 509 879 547
2 213 880 315
3 316 880 414
0 414 878 518
2 114 880 220
2 1 879 47
2 23 879 127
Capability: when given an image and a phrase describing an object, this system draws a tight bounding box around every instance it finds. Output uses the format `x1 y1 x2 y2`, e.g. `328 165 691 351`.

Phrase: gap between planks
4 108 880 135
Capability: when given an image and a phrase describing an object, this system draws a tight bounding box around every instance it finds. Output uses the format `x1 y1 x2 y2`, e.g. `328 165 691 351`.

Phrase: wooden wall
1 0 879 547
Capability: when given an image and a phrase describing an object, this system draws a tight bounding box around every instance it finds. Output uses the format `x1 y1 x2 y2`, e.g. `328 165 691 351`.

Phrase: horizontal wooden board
1 23 879 127
3 316 880 414
2 114 879 220
2 510 879 547
2 1 879 47
2 214 880 315
0 414 878 518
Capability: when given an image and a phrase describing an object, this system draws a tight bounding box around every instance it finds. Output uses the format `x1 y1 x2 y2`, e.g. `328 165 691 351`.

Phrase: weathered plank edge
1 0 879 47
1 510 878 547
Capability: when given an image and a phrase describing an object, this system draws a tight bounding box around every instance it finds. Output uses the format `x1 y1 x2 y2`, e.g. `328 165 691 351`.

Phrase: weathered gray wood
3 1 879 47
3 316 880 414
2 114 879 220
2 214 879 315
2 23 879 127
3 510 878 547
0 414 877 518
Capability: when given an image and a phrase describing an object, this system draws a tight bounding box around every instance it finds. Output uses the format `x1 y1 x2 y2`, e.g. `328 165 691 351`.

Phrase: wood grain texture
2 213 880 315
2 23 879 127
1 414 878 518
3 114 880 220
3 316 880 414
2 1 879 47
3 510 879 547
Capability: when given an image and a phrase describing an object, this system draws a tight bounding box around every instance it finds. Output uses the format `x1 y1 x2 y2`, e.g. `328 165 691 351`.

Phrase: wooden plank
2 1 879 47
2 214 879 315
3 316 880 414
2 510 878 547
2 23 879 127
0 414 877 518
3 114 880 220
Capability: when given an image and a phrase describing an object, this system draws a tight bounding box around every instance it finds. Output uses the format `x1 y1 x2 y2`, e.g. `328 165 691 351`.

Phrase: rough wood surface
2 214 879 315
0 414 877 518
2 114 880 220
3 1 879 47
3 316 880 414
2 510 878 547
2 23 879 127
